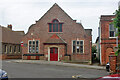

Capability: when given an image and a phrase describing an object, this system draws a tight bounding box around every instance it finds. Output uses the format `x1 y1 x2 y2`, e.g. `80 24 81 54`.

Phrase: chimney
7 24 12 30
73 20 77 22
35 21 38 23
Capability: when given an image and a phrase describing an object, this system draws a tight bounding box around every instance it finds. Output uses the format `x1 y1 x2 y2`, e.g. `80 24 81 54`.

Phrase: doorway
50 47 58 61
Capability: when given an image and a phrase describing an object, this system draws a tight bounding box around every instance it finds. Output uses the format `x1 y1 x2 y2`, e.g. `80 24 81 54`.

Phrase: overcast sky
0 0 119 43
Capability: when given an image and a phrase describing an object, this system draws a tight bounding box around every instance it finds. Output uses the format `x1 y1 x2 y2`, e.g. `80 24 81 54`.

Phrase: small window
80 41 83 53
49 24 52 32
72 40 84 54
36 41 39 53
33 41 35 53
73 46 76 53
10 46 12 53
59 24 62 32
29 41 32 53
4 45 7 53
77 41 79 45
28 40 39 53
109 24 116 37
14 46 16 53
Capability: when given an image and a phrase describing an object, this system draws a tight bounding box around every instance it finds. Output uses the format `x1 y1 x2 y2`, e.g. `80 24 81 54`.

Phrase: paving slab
8 60 106 70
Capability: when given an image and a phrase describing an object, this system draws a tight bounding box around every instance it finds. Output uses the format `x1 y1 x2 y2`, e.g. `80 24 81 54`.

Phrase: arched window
49 19 63 32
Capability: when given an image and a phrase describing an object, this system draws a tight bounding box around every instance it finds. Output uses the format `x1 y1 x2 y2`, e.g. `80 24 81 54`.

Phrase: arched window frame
48 19 63 32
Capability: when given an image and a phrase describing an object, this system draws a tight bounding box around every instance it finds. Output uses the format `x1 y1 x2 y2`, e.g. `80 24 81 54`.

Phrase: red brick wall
0 54 22 60
100 15 120 65
109 53 117 73
22 4 92 63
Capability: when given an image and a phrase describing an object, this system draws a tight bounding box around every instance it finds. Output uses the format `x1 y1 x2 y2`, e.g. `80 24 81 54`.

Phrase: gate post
109 51 117 74
117 54 120 73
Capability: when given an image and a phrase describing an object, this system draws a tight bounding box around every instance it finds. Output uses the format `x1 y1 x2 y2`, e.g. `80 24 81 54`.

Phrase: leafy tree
92 46 98 62
113 8 120 56
92 46 97 54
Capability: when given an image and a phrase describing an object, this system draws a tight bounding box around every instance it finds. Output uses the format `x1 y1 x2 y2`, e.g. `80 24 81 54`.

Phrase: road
2 60 108 78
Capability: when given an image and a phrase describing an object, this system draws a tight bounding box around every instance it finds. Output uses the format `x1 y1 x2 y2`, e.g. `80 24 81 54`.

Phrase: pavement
6 60 106 70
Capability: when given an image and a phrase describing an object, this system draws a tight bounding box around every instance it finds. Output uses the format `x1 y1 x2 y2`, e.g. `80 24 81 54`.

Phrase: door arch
106 48 113 64
50 47 58 61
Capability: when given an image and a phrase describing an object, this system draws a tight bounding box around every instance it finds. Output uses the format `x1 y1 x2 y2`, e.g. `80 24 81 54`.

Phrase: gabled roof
1 25 25 44
44 34 66 44
38 3 73 22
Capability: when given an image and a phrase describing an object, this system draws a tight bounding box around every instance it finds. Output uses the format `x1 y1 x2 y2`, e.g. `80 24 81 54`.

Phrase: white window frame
14 46 16 53
72 40 84 54
10 46 12 53
4 45 7 53
28 40 40 53
109 24 117 38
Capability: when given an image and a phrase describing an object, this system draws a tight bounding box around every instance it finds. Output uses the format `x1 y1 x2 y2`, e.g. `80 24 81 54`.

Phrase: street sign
21 41 23 47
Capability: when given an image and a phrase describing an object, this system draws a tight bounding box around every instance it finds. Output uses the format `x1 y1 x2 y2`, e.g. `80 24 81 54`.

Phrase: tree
92 46 97 54
92 46 97 62
113 6 120 73
113 8 120 56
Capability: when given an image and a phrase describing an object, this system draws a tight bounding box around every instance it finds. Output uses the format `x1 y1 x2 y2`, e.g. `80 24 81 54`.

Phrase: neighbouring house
98 15 120 65
0 25 25 59
22 3 92 63
95 37 100 62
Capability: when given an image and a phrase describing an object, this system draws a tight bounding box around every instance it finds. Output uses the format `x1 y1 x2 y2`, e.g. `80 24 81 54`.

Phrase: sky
0 0 119 43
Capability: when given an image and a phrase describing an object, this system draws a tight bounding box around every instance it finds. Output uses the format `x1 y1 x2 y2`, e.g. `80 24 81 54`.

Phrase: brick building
22 3 92 63
0 25 25 59
99 15 120 65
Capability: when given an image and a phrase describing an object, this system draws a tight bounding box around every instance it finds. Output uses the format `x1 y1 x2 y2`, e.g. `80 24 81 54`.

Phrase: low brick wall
64 56 70 61
23 56 45 60
40 56 44 60
0 54 22 59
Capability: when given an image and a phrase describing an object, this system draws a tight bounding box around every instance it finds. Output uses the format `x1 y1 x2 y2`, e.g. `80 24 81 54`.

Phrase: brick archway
105 48 113 64
105 44 113 50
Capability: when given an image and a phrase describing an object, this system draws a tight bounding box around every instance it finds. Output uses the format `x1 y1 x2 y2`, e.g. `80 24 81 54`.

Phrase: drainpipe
116 28 118 48
99 21 102 65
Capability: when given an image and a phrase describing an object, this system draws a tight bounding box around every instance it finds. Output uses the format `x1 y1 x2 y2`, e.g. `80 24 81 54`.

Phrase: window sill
109 37 117 38
48 32 63 34
72 53 84 54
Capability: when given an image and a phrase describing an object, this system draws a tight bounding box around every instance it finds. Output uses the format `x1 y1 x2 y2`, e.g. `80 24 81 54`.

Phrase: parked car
96 74 120 80
0 69 8 80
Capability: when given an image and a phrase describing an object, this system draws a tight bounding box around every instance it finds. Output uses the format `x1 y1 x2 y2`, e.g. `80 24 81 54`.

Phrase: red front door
50 47 58 61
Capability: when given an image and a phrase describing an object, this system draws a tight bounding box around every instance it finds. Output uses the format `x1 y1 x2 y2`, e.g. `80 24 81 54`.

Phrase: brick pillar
109 52 117 73
117 55 120 73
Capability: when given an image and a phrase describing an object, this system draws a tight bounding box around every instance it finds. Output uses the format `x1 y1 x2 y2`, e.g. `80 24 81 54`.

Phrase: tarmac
7 60 106 70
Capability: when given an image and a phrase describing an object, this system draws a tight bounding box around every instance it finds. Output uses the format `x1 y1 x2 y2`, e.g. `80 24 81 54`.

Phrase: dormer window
48 19 63 32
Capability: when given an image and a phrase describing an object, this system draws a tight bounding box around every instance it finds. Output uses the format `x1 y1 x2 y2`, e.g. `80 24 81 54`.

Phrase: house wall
0 27 2 55
0 27 2 54
2 43 22 59
0 27 2 68
100 15 120 65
